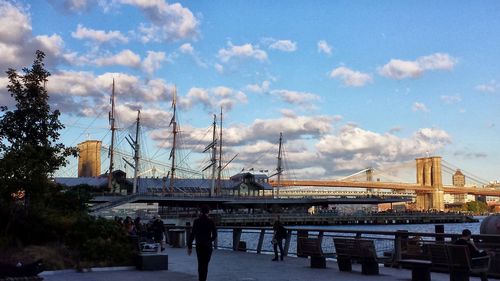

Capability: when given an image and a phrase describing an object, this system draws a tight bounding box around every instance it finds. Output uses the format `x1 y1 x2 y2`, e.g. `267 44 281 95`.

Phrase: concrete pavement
40 247 484 281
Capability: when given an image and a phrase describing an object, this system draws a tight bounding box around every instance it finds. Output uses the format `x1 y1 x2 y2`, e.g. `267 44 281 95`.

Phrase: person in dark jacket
272 218 287 261
188 205 217 281
150 216 165 251
454 228 487 258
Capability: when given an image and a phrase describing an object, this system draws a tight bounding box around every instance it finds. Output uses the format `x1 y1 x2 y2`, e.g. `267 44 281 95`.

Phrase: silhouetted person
272 218 287 261
454 228 487 258
188 205 217 281
150 215 165 251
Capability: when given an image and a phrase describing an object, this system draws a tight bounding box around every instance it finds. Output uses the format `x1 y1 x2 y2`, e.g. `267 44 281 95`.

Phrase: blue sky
0 0 499 183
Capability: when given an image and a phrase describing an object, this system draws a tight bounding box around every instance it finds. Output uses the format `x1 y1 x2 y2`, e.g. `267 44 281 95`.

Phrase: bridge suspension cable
442 160 489 186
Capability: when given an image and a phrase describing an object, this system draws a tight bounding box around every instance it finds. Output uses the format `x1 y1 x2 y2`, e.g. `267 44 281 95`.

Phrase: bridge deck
271 180 500 196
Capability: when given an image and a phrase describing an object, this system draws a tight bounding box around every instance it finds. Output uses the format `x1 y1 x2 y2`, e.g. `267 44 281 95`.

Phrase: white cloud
412 102 429 112
121 0 199 42
475 80 498 93
315 125 451 173
71 24 128 43
48 0 95 13
178 43 207 68
181 86 248 111
330 66 373 87
246 80 271 94
34 34 65 57
214 63 224 74
379 53 457 80
222 114 334 145
45 70 176 126
271 89 320 107
0 2 73 68
179 43 194 54
268 39 297 52
389 127 402 134
417 53 456 70
317 40 332 55
217 42 268 63
0 1 31 44
142 51 167 74
440 95 462 104
379 59 422 79
93 49 141 67
66 0 90 11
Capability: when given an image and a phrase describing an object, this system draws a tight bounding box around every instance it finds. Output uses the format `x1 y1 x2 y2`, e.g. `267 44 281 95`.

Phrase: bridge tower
415 156 444 211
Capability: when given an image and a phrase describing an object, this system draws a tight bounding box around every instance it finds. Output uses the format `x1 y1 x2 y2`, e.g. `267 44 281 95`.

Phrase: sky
0 0 499 183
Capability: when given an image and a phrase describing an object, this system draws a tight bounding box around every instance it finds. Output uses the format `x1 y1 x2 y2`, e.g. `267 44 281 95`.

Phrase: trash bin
237 241 247 252
168 229 185 248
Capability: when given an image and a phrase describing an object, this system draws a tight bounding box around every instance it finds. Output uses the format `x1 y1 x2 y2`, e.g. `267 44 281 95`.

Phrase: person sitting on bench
454 229 488 258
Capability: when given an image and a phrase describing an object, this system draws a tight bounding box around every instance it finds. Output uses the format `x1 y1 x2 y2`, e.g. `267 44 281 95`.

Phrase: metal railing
177 225 500 261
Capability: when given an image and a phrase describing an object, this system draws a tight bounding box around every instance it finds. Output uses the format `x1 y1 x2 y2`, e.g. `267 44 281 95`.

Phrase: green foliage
463 200 489 214
67 216 134 267
0 51 134 268
0 50 77 207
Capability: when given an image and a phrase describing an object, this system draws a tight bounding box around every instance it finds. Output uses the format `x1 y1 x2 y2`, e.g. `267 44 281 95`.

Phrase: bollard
435 225 444 243
233 228 242 251
297 230 309 258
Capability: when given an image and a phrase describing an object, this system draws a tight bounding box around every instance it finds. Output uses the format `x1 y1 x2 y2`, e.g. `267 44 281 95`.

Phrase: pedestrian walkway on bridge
40 247 485 281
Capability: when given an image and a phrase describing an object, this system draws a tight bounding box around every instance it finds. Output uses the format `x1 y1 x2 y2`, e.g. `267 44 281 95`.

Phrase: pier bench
333 238 380 275
297 238 334 268
447 244 490 281
399 243 491 281
399 243 448 281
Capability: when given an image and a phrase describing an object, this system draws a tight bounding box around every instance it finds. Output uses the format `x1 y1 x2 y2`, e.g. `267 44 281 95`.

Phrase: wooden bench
333 238 380 275
399 243 491 281
447 245 490 281
297 238 334 268
399 243 449 281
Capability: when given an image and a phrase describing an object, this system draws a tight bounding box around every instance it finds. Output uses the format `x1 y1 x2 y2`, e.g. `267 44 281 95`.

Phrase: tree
463 200 489 214
0 50 76 209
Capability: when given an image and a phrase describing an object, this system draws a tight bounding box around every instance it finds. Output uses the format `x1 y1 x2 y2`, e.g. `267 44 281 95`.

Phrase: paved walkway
40 247 484 281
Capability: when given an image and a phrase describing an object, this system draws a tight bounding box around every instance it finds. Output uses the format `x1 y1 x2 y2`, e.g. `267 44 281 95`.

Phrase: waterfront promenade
40 247 485 281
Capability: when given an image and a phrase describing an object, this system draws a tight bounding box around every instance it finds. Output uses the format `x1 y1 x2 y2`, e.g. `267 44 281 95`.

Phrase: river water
216 217 485 254
299 216 484 234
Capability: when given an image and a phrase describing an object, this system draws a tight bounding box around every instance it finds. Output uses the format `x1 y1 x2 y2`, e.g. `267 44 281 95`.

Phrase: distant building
452 169 465 186
78 140 102 177
55 171 272 197
452 169 466 204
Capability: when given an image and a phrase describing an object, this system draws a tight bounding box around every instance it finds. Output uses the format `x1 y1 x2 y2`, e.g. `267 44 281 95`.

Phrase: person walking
272 218 287 261
188 205 217 281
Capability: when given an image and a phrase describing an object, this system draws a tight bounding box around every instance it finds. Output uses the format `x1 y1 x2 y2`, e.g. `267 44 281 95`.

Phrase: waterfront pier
37 225 500 281
40 246 481 281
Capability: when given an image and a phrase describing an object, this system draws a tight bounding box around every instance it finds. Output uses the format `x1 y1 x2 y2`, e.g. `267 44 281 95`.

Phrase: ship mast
132 110 140 193
275 132 283 198
168 86 178 194
216 107 223 196
107 79 116 193
124 111 141 193
210 114 217 197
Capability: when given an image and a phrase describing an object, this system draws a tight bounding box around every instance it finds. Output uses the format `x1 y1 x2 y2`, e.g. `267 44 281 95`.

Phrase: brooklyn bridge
270 156 500 211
